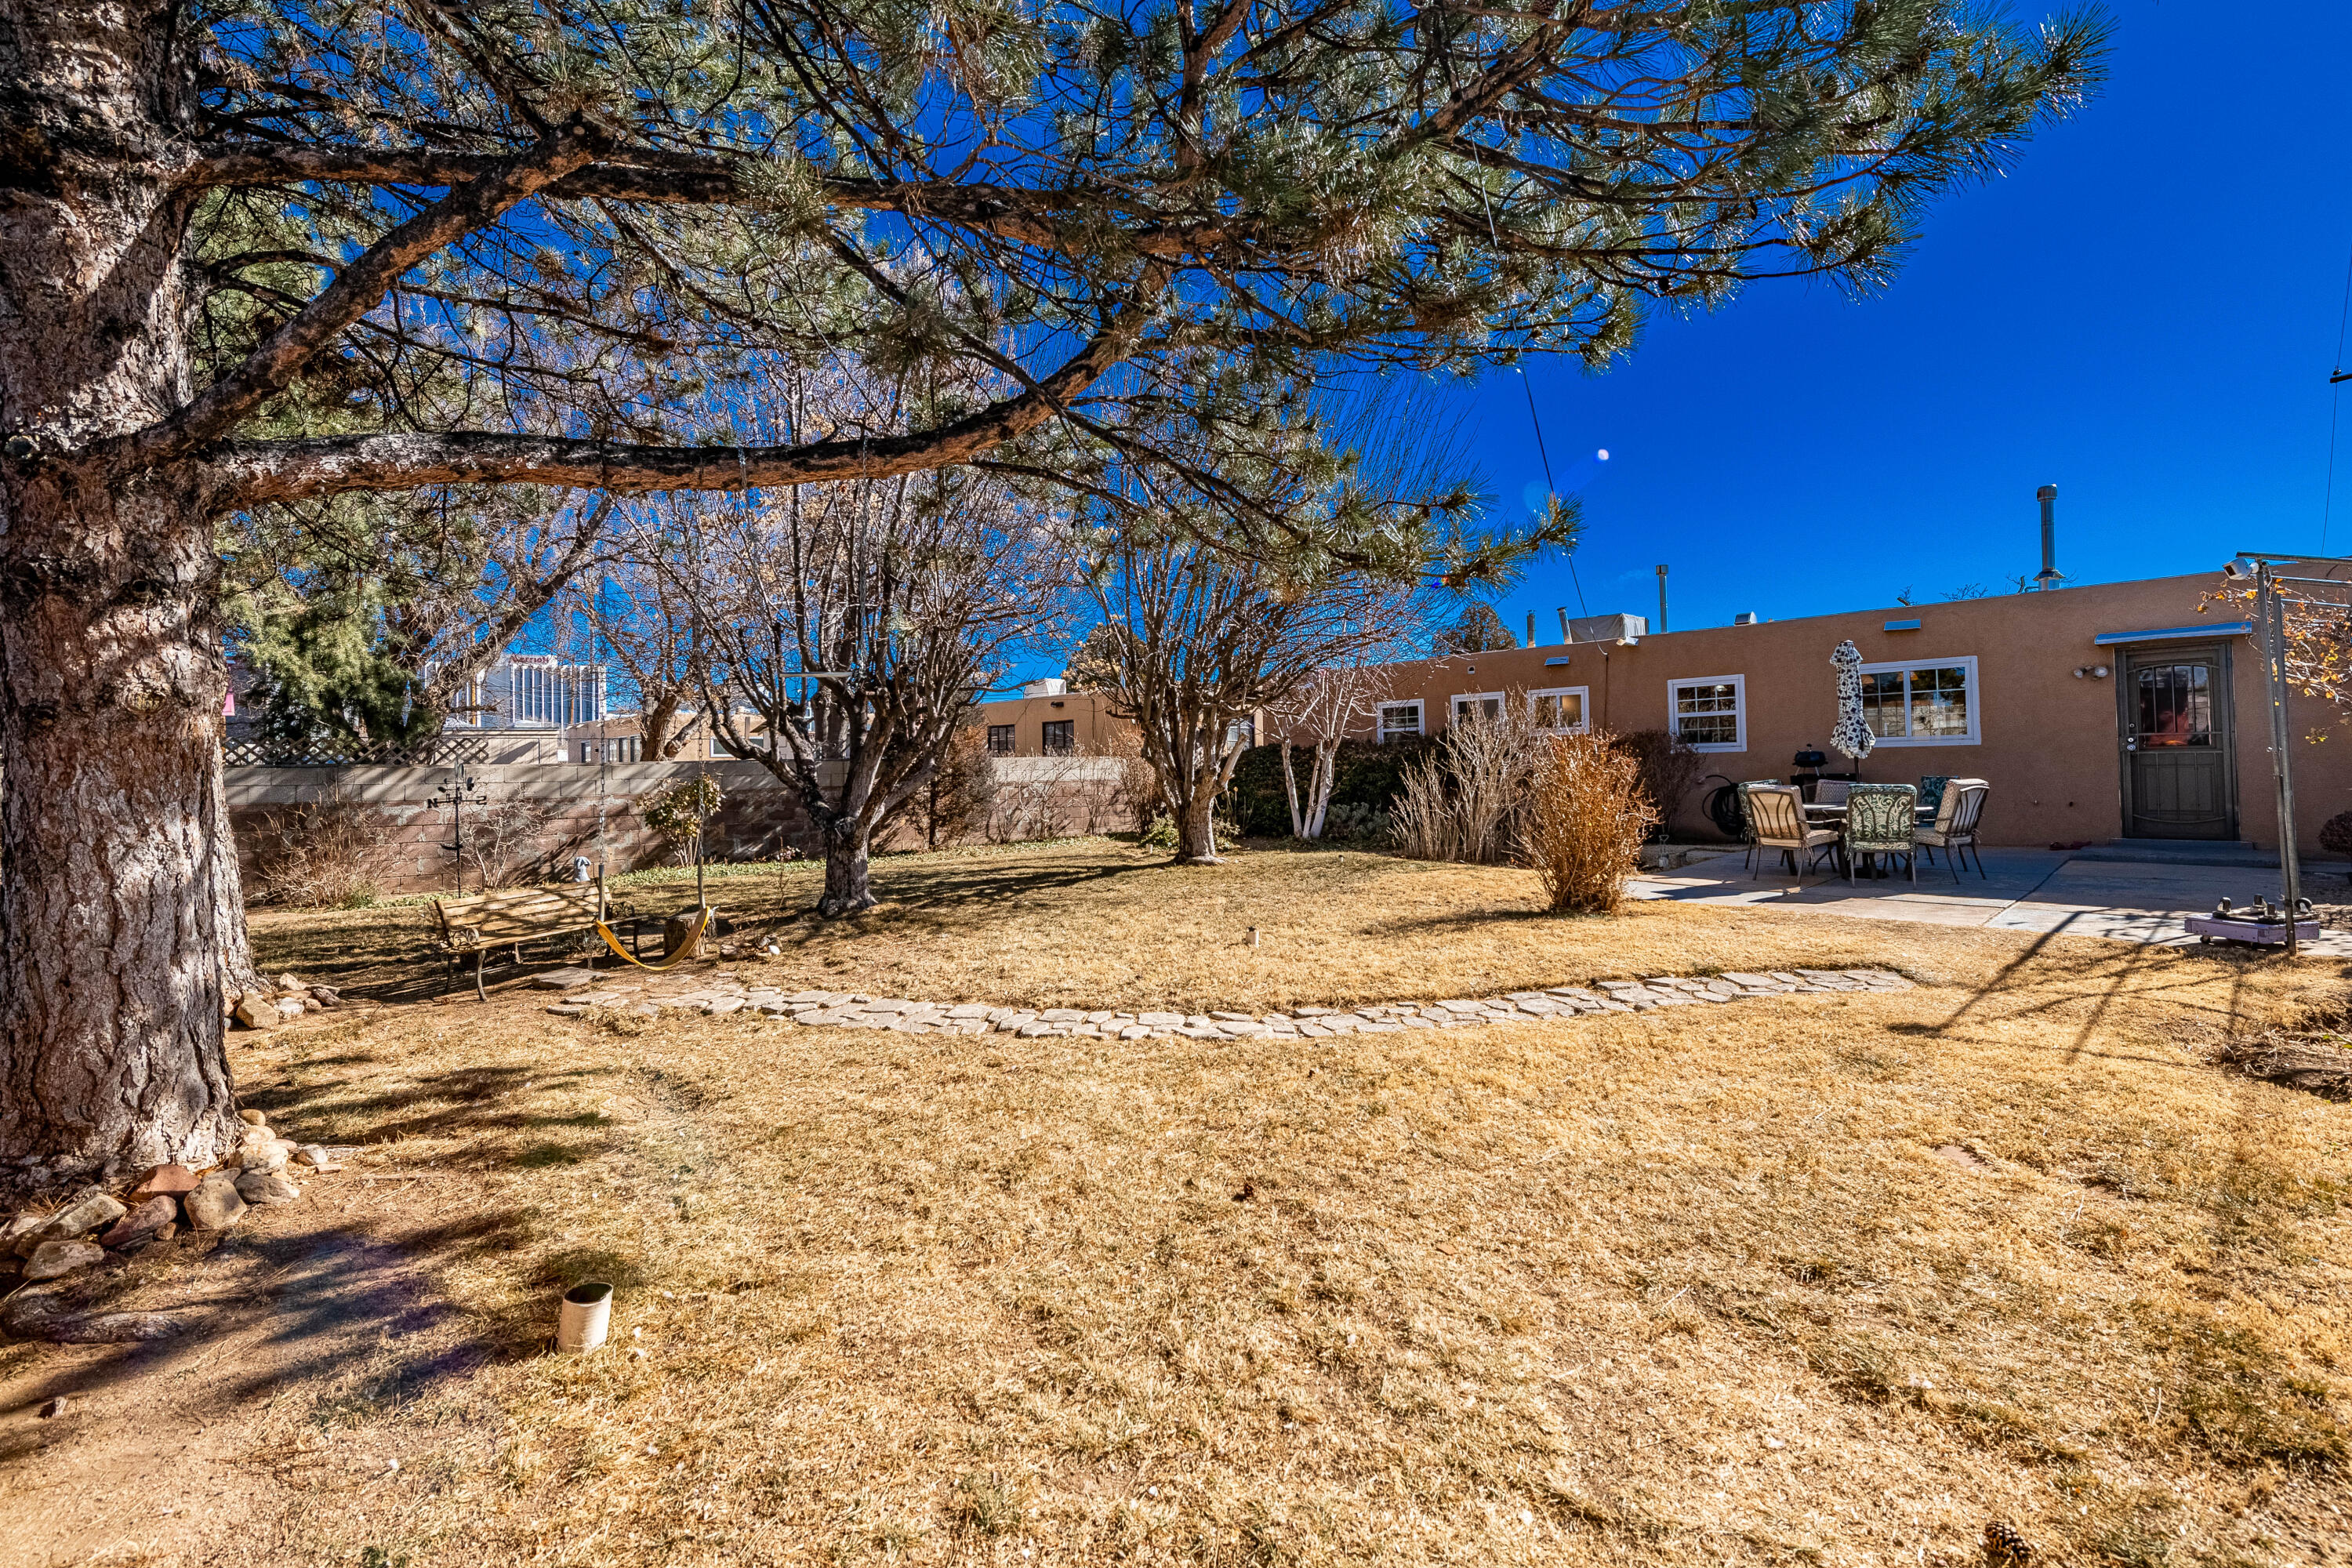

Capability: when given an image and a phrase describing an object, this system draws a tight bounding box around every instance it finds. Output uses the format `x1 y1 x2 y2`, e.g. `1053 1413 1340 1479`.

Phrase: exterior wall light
2071 665 2111 679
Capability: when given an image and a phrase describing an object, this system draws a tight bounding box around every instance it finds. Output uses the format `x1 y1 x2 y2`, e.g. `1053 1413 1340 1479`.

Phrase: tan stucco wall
1359 574 2352 854
971 690 1131 756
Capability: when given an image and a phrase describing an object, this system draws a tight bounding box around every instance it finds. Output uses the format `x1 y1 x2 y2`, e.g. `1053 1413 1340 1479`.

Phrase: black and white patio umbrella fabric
1831 640 1875 761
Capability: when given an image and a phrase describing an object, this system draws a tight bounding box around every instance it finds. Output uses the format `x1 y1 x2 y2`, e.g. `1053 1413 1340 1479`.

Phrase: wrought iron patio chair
1747 785 1838 882
1842 784 1919 885
1916 779 1990 880
1813 779 1853 808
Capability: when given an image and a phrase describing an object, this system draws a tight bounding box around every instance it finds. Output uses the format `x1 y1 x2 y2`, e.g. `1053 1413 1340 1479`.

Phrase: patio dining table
1800 800 1934 880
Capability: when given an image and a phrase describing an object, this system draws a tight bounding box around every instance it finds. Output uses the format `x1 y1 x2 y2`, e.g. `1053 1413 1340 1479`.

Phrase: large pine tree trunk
0 2 243 1169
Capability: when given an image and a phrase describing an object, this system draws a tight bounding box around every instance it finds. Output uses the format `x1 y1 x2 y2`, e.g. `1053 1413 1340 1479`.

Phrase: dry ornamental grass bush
245 784 390 907
1389 709 1542 863
1526 731 1657 913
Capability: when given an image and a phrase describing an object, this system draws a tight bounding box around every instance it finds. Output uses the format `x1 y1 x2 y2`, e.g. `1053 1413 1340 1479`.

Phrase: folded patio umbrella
1831 639 1875 762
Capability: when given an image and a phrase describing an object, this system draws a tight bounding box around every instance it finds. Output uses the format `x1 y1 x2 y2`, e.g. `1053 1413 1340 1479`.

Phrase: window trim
1450 691 1506 726
1668 674 1747 753
1376 698 1425 744
1526 685 1591 735
1857 655 1981 747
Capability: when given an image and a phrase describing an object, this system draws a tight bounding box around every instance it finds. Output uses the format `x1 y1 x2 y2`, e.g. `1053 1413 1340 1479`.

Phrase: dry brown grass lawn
252 837 2113 1012
9 842 2351 1567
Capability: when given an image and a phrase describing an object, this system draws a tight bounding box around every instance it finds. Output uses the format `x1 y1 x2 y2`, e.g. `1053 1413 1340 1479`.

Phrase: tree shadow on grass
246 1062 621 1152
0 1046 650 1447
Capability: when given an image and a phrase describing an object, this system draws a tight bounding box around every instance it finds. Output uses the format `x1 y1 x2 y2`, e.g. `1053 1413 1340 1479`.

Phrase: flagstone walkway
531 966 1916 1038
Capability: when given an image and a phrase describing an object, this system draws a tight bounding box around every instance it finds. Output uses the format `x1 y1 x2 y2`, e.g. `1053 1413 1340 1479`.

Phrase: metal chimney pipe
1655 564 1670 633
2034 485 2061 590
1526 611 1537 648
1557 606 1573 643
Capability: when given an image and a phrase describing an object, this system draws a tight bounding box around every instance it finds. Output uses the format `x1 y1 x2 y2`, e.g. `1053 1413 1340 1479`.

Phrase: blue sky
1456 0 2352 642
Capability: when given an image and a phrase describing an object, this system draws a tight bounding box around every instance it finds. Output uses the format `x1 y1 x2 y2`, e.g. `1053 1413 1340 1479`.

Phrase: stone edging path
534 967 1915 1038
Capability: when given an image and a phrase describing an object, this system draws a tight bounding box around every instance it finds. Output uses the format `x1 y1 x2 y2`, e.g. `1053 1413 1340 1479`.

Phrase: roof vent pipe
2034 485 2062 590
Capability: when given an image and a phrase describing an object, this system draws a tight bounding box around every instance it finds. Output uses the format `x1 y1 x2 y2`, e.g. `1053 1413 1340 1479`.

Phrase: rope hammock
590 903 714 971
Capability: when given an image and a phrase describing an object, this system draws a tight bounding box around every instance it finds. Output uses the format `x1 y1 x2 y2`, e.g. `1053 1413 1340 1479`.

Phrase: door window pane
2136 664 2212 746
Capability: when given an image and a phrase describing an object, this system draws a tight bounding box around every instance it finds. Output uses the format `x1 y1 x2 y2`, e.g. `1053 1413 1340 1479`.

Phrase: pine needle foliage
162 0 2107 579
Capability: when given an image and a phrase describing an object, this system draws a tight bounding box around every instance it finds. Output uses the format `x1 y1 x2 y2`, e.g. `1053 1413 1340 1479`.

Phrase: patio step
2068 839 2279 869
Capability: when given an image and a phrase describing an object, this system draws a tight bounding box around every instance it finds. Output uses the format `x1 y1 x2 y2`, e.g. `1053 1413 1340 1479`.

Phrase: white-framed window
1527 686 1590 734
1859 655 1980 746
1668 675 1745 752
1451 691 1504 726
1377 699 1424 744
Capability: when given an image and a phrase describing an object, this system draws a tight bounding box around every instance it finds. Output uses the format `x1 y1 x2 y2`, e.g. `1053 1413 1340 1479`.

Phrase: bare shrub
1525 734 1657 913
246 785 390 907
1609 729 1704 837
1073 739 1150 837
1388 709 1543 864
911 724 999 848
466 797 558 889
984 770 1059 844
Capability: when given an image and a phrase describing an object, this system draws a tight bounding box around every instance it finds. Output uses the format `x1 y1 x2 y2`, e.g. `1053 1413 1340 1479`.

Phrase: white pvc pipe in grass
557 1281 612 1352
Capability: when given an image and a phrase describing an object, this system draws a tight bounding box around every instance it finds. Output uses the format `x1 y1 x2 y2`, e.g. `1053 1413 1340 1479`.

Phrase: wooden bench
431 884 609 1000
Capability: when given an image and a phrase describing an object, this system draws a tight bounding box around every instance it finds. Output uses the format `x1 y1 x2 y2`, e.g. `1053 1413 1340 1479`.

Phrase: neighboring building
446 652 607 731
971 679 1130 757
564 707 764 765
1358 572 2352 855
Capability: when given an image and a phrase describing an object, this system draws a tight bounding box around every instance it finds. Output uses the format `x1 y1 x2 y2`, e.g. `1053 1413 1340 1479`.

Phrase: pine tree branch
122 127 605 469
208 289 1160 504
185 147 1264 259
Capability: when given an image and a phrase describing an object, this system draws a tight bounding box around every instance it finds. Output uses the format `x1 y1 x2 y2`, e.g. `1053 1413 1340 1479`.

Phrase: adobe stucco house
970 681 1134 757
1361 572 2352 854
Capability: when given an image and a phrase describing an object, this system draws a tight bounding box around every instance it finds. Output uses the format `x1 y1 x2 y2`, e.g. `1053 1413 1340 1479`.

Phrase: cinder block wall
227 756 1137 898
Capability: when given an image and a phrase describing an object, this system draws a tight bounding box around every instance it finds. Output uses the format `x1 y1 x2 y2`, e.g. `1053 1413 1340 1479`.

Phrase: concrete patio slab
1629 847 2352 955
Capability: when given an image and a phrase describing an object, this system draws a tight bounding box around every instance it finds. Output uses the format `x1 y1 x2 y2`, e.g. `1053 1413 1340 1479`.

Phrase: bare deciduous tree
673 395 1077 913
1090 540 1414 864
1269 608 1422 840
576 543 702 761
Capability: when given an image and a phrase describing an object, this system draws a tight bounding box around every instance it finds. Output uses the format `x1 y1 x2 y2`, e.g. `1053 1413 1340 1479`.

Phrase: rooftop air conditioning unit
1733 612 1759 626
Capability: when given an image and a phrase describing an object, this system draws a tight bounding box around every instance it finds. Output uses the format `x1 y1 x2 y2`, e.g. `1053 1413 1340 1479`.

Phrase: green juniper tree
226 490 614 750
0 0 2104 1166
1432 602 1519 655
